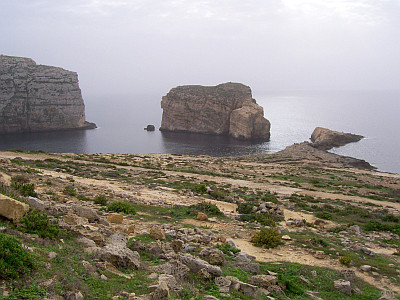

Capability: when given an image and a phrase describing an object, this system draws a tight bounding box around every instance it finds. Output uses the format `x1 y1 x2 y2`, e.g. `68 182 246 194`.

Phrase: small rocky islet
0 56 399 299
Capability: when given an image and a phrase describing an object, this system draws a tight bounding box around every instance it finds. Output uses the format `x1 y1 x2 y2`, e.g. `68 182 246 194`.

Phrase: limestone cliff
311 127 363 150
0 55 95 134
160 83 270 140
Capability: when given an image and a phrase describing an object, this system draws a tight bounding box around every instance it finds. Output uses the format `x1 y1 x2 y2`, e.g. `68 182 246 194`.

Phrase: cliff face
160 82 270 140
0 55 95 134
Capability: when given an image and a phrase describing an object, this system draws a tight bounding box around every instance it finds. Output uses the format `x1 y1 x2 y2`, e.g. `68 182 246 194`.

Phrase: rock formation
160 82 270 140
310 127 363 150
0 55 96 134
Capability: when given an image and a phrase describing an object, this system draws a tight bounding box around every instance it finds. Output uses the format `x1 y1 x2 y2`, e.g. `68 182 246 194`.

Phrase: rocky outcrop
311 127 363 150
0 55 95 134
0 194 29 222
160 82 270 140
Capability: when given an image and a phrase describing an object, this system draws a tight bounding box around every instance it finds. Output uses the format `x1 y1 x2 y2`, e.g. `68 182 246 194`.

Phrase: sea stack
311 127 364 150
160 82 270 140
0 55 96 134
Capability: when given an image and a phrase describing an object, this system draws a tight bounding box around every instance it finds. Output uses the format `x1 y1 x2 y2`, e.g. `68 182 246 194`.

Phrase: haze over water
0 90 399 174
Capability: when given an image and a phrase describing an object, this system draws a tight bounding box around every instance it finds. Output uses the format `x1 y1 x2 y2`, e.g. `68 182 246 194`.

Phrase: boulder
0 195 29 222
26 197 45 211
311 127 363 150
249 275 278 289
334 279 352 295
160 82 270 140
179 253 222 277
144 125 155 131
107 213 124 224
150 226 166 240
196 212 208 221
73 206 99 223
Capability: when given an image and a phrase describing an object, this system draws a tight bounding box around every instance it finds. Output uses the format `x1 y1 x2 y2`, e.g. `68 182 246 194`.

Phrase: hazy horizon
1 0 400 97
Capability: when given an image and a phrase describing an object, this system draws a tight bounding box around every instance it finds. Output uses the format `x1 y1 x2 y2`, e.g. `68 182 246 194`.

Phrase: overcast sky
1 0 399 96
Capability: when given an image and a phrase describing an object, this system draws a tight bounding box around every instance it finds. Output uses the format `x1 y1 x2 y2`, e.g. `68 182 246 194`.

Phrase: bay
0 90 399 173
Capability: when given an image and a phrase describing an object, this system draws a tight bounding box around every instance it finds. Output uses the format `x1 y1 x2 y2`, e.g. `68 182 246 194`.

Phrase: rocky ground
0 145 399 300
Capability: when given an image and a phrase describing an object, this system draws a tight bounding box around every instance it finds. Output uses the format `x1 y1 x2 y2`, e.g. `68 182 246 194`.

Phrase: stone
158 274 183 295
310 127 363 150
144 125 155 131
100 274 108 281
0 194 29 222
314 251 325 259
0 55 96 134
360 265 372 272
63 213 85 226
348 225 361 235
305 291 323 300
160 82 270 140
226 238 238 250
151 281 169 300
107 213 124 224
48 252 57 259
26 196 45 211
340 270 355 281
249 275 278 288
197 212 208 221
203 296 219 300
99 233 141 269
171 240 184 253
379 290 397 300
73 206 99 223
198 268 212 280
126 225 135 235
334 279 352 295
65 292 83 300
281 235 292 240
215 277 231 293
150 226 166 240
237 262 260 274
179 253 222 277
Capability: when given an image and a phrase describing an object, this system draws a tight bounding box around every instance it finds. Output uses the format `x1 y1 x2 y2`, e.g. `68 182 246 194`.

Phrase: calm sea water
0 90 399 173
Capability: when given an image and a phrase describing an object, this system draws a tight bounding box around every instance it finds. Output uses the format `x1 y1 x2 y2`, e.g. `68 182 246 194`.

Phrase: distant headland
0 55 96 134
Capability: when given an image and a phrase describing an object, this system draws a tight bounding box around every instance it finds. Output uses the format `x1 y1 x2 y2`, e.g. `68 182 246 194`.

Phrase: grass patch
107 201 136 215
18 209 62 239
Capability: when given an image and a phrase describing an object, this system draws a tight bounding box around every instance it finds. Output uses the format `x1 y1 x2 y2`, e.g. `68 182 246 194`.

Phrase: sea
0 90 399 174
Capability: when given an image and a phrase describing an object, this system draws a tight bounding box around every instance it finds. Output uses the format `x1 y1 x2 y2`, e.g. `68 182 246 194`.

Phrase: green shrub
339 255 352 266
11 176 38 197
19 210 61 239
237 202 256 214
107 201 136 215
251 228 282 249
63 185 76 196
94 194 108 206
254 213 278 226
0 233 35 279
7 284 49 300
214 243 240 256
315 211 333 220
190 202 223 216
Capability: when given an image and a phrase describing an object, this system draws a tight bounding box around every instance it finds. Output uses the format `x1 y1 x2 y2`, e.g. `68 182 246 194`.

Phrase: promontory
160 82 270 140
0 55 95 134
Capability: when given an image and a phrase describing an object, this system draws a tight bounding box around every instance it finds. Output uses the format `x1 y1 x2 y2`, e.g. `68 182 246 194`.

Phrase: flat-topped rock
160 82 270 140
311 127 363 150
0 55 96 134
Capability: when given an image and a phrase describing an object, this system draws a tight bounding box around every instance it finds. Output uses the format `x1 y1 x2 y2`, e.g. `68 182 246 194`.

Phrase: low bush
339 255 352 266
251 228 282 249
190 202 223 216
315 211 333 220
107 201 136 215
11 175 38 197
19 209 61 239
63 185 76 196
0 233 35 279
214 243 240 256
94 194 108 206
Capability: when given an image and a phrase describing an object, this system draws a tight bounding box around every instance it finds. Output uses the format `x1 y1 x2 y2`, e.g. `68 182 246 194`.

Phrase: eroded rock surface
311 127 363 150
160 82 270 140
0 55 95 134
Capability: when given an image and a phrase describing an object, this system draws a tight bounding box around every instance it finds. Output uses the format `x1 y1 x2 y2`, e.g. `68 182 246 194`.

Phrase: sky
1 0 400 96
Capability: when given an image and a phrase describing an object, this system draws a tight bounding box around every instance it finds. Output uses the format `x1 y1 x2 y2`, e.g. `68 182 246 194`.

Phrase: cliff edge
0 55 96 134
160 82 270 140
